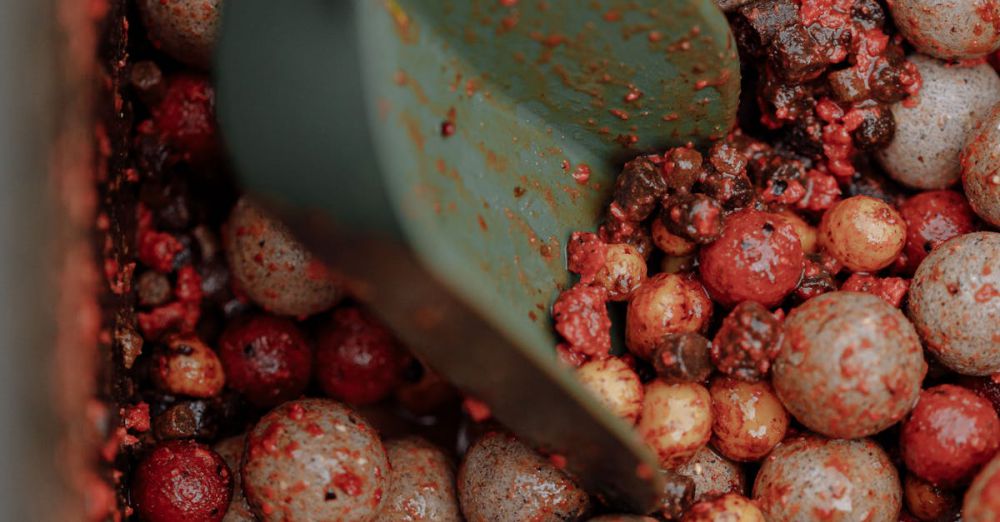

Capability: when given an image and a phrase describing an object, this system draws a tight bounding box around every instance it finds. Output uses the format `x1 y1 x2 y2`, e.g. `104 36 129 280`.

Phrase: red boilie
698 209 804 308
897 190 977 273
131 440 232 522
218 315 312 409
901 385 1000 487
315 306 404 405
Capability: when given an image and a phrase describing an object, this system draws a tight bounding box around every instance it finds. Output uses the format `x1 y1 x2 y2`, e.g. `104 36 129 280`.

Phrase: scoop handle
215 0 665 511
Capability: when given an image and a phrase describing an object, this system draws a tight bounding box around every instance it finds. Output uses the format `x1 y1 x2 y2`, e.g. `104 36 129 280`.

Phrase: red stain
332 473 364 497
463 397 492 422
609 108 630 120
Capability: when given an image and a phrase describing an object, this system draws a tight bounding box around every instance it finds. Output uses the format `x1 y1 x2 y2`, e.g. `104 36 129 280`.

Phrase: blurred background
0 0 91 519
0 1 372 519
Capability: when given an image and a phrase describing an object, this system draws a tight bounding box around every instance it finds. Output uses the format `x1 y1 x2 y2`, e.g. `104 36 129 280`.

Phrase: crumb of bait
553 283 612 359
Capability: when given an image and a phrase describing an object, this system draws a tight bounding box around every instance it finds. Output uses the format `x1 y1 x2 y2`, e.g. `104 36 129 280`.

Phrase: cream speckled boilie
888 0 1000 59
625 273 713 359
908 232 1000 375
153 333 225 398
138 0 221 69
637 381 713 469
593 243 648 301
242 399 389 522
818 195 907 272
378 437 461 522
773 292 927 438
753 437 902 522
457 432 590 522
708 377 788 462
877 55 1000 189
961 101 1000 227
223 198 341 317
212 435 255 522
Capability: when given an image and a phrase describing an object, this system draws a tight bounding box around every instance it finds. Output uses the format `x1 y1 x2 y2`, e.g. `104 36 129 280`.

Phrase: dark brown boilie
612 155 668 222
655 470 697 520
791 254 839 303
154 399 218 440
661 194 725 245
652 333 713 383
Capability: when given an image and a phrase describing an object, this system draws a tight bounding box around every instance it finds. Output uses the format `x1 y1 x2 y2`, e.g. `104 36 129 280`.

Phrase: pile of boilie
108 0 1000 521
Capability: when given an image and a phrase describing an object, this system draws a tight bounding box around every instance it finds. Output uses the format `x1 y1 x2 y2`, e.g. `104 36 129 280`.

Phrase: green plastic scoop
216 0 738 511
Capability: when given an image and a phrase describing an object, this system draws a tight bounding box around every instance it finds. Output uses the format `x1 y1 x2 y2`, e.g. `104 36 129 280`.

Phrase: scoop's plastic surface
216 0 738 510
